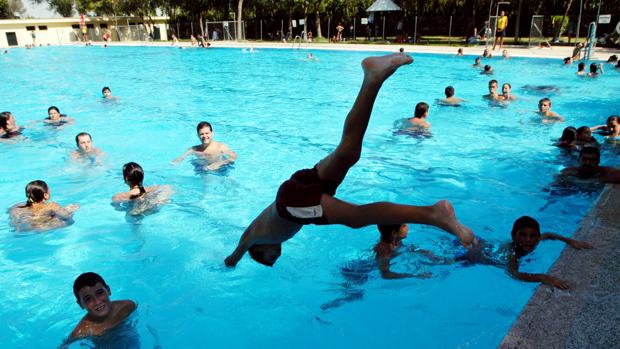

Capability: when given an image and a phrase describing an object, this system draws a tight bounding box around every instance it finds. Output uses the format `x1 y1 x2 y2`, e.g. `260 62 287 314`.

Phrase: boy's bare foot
431 200 477 248
362 53 413 84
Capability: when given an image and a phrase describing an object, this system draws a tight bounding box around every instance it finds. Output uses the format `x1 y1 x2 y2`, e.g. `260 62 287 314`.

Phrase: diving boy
69 272 136 340
225 53 475 268
172 121 237 171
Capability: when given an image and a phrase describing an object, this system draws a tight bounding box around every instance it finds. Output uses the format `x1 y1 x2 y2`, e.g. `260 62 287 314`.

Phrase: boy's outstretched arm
542 233 593 250
224 221 257 267
507 254 570 290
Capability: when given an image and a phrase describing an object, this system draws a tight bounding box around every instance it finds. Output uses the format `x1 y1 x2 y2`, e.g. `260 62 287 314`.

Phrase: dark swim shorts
275 165 343 225
496 29 505 37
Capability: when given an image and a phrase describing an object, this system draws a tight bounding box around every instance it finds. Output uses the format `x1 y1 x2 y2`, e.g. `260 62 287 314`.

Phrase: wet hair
196 121 212 133
122 162 146 199
576 126 591 137
248 244 281 267
563 57 571 63
73 272 108 302
510 216 540 241
377 224 401 243
539 97 551 105
589 63 598 73
489 79 498 86
102 86 111 93
559 126 577 144
579 146 600 159
0 111 12 131
23 180 49 207
484 65 492 72
444 86 455 98
607 55 617 63
577 62 585 71
606 115 620 125
75 132 91 146
502 83 511 90
48 106 60 114
414 102 429 118
475 56 481 62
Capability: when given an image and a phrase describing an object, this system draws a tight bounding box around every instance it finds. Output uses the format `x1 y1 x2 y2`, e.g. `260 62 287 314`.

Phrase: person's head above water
559 126 577 144
589 63 599 74
483 65 493 73
511 216 541 255
48 106 61 120
196 121 213 145
378 224 408 245
502 83 512 95
579 146 600 170
474 56 481 64
563 57 572 64
576 126 593 141
606 115 620 130
73 272 113 319
101 87 111 98
248 244 282 267
488 80 498 92
444 86 455 98
414 102 429 118
0 111 16 131
24 180 49 206
75 132 93 152
577 62 586 71
122 162 146 198
538 98 552 113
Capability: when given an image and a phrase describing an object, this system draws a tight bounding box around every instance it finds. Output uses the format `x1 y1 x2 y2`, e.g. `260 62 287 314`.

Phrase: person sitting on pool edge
44 106 74 126
402 102 431 130
437 86 463 106
112 162 172 215
483 79 500 100
172 121 237 171
69 272 136 341
457 216 592 290
9 180 79 232
560 146 620 183
71 132 105 163
224 53 476 268
537 98 564 122
590 115 620 138
0 111 23 140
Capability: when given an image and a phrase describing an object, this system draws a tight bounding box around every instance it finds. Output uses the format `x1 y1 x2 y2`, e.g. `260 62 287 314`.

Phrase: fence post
205 20 209 41
576 0 583 41
281 20 284 41
260 20 263 41
448 16 452 45
413 16 417 44
327 17 331 41
353 18 356 41
191 22 194 36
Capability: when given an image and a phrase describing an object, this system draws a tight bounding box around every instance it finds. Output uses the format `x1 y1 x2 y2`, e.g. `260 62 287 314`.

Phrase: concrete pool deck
500 183 620 349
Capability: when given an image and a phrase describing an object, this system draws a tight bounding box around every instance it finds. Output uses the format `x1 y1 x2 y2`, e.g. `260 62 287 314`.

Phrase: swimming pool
1 46 619 348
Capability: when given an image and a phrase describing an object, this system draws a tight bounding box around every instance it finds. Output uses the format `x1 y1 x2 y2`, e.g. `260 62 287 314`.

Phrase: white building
0 16 169 47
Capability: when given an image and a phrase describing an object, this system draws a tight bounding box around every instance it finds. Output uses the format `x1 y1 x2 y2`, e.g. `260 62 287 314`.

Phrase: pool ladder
583 22 596 61
292 35 305 49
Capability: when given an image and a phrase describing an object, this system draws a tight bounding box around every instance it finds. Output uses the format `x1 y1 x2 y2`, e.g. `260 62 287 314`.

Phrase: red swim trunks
275 165 343 225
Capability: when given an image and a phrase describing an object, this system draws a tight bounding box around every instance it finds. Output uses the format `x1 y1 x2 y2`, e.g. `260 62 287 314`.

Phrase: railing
583 22 596 60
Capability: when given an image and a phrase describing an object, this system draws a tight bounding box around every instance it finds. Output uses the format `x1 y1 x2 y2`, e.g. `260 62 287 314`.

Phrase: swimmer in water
0 111 23 140
68 272 136 341
483 80 500 100
44 106 75 126
588 63 603 77
590 115 620 138
537 98 564 122
481 64 493 75
560 146 620 182
112 162 172 215
473 56 482 67
500 83 516 101
224 53 475 268
402 102 431 130
563 57 572 65
456 48 464 56
458 216 592 290
9 180 79 232
575 126 598 148
437 86 463 105
502 49 510 59
482 48 492 58
556 126 577 149
576 62 587 76
70 132 105 163
172 121 237 171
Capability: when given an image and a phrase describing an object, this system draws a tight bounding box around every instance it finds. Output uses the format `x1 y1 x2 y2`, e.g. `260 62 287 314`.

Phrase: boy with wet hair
172 121 237 171
101 87 112 99
69 272 136 340
561 146 620 182
71 132 105 162
225 53 475 268
483 80 499 100
438 86 463 105
537 97 564 122
404 102 431 130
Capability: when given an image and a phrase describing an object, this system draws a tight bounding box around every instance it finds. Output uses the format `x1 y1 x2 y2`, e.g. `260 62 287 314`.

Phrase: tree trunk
237 0 244 41
200 13 204 37
515 0 523 43
315 10 322 38
557 0 574 39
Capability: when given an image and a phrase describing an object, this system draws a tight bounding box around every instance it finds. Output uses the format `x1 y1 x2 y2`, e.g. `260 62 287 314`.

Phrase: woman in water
0 111 23 140
556 126 577 149
9 180 79 231
112 162 172 215
590 115 620 138
44 106 75 126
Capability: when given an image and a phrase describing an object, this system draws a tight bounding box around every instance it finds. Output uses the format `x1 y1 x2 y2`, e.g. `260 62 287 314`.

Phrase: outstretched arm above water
507 254 569 290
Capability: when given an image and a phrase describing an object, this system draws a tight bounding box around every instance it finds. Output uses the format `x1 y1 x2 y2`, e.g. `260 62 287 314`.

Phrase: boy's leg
320 195 476 247
316 53 413 183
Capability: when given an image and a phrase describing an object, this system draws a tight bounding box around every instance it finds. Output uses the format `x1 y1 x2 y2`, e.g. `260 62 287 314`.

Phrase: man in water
437 86 463 106
483 80 500 100
537 97 564 122
561 146 620 182
225 53 475 268
172 121 237 171
403 102 431 130
71 132 105 163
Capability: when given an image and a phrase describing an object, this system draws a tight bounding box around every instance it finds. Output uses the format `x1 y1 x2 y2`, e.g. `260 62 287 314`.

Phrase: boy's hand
224 255 238 267
569 240 593 250
543 275 570 290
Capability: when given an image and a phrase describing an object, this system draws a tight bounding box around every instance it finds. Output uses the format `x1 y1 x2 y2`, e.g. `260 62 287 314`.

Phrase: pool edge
499 183 620 348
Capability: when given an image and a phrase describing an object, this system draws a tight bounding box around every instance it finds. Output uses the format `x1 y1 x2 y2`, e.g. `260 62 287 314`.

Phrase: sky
23 1 61 18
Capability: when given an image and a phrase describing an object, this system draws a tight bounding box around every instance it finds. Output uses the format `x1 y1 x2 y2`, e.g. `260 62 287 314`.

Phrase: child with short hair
69 272 136 340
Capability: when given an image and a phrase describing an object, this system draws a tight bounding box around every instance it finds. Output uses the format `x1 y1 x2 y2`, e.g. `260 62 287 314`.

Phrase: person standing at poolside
172 121 237 171
493 11 508 50
336 23 344 41
537 98 564 122
225 53 476 268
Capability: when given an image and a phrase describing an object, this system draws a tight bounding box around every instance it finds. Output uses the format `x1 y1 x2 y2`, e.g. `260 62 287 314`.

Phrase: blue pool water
1 46 619 348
